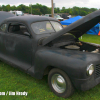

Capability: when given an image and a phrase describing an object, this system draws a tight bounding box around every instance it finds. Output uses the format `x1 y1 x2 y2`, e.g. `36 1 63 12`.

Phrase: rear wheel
48 68 74 98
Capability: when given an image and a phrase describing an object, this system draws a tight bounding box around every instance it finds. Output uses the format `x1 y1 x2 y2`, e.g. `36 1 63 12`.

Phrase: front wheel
48 68 74 98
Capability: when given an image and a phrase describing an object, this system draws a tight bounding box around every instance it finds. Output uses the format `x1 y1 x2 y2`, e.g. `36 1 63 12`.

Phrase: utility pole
31 4 32 14
51 0 54 17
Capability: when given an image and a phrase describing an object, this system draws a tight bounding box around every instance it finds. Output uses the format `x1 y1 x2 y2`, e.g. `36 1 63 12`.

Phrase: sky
0 0 100 9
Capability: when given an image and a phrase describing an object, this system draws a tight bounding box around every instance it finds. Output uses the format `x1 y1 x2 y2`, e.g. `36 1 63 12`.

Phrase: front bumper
71 75 100 91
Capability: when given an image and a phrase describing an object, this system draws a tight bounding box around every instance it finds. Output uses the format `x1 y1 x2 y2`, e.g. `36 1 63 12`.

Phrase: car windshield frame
50 21 63 32
31 21 63 35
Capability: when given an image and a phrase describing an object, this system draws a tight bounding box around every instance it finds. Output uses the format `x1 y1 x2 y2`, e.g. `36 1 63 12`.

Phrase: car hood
0 11 15 24
42 10 100 45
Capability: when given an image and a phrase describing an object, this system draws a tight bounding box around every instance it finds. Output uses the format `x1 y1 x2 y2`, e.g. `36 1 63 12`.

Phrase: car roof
4 15 58 24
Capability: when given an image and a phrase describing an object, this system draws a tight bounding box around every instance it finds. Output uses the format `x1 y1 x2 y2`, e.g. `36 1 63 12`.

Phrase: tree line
0 3 98 16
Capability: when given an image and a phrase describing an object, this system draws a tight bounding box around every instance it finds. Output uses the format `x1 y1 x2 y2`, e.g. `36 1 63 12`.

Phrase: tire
48 68 74 98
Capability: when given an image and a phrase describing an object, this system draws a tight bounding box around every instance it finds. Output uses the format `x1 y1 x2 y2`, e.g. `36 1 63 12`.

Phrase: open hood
42 10 100 45
0 11 15 24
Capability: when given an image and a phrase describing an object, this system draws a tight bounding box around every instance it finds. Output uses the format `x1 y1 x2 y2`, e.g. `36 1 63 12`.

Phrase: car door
0 23 8 57
3 22 33 71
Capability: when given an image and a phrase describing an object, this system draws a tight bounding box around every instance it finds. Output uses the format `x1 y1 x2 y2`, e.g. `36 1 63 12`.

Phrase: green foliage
0 4 98 16
54 7 60 13
17 4 27 13
10 5 17 11
61 7 67 13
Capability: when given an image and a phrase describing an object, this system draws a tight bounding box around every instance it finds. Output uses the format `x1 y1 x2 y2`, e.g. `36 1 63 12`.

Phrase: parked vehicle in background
45 14 64 21
61 13 70 19
10 11 24 16
0 11 15 24
54 14 64 21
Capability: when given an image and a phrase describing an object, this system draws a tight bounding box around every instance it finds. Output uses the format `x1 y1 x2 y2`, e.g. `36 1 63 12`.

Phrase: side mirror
24 32 31 37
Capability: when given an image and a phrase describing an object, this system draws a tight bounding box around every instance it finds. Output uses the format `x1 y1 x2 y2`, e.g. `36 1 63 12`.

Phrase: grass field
79 34 100 44
0 34 100 100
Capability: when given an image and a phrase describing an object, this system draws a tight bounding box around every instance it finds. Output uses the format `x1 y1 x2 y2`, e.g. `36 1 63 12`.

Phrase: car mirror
24 32 31 37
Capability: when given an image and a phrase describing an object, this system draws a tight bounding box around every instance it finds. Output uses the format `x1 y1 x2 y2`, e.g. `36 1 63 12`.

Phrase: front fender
32 47 100 79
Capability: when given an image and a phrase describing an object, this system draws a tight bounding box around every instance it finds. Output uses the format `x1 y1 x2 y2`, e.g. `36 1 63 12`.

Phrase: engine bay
62 41 100 53
47 34 100 53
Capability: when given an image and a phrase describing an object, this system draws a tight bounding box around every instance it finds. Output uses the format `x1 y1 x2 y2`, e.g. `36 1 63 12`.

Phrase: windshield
50 21 63 31
31 21 63 34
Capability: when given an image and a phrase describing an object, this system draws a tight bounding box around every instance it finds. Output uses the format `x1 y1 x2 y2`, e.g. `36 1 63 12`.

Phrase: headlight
86 64 94 76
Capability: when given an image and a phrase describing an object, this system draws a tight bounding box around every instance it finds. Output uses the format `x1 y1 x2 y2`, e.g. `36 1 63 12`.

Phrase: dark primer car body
0 10 100 98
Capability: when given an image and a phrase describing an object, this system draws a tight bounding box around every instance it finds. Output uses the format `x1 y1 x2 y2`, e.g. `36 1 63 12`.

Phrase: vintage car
0 10 100 98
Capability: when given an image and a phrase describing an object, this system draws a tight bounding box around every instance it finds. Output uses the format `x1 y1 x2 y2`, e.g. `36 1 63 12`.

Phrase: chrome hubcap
51 74 66 93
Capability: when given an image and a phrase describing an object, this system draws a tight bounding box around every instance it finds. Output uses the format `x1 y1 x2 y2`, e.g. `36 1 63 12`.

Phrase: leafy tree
90 8 97 12
61 7 67 13
54 7 60 13
80 10 87 16
16 4 27 13
6 4 10 11
0 5 2 11
0 4 98 16
10 5 17 11
1 5 6 11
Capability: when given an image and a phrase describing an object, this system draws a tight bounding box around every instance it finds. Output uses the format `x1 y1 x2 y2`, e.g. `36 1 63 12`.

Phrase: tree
1 5 6 11
61 7 67 13
80 10 87 16
11 5 17 11
16 4 27 13
0 5 2 11
6 4 10 11
54 7 60 13
72 6 80 15
0 4 98 16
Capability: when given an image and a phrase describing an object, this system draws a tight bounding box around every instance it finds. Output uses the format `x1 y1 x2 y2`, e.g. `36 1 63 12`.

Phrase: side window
0 24 7 32
8 23 30 36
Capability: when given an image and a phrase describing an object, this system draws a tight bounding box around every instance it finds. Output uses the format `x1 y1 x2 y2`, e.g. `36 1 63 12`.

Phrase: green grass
0 34 100 100
79 34 100 44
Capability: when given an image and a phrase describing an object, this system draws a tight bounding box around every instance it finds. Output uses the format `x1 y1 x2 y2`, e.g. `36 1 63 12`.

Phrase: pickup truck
0 10 100 98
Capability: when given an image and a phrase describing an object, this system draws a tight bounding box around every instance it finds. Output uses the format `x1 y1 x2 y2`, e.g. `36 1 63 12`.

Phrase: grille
95 64 100 78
